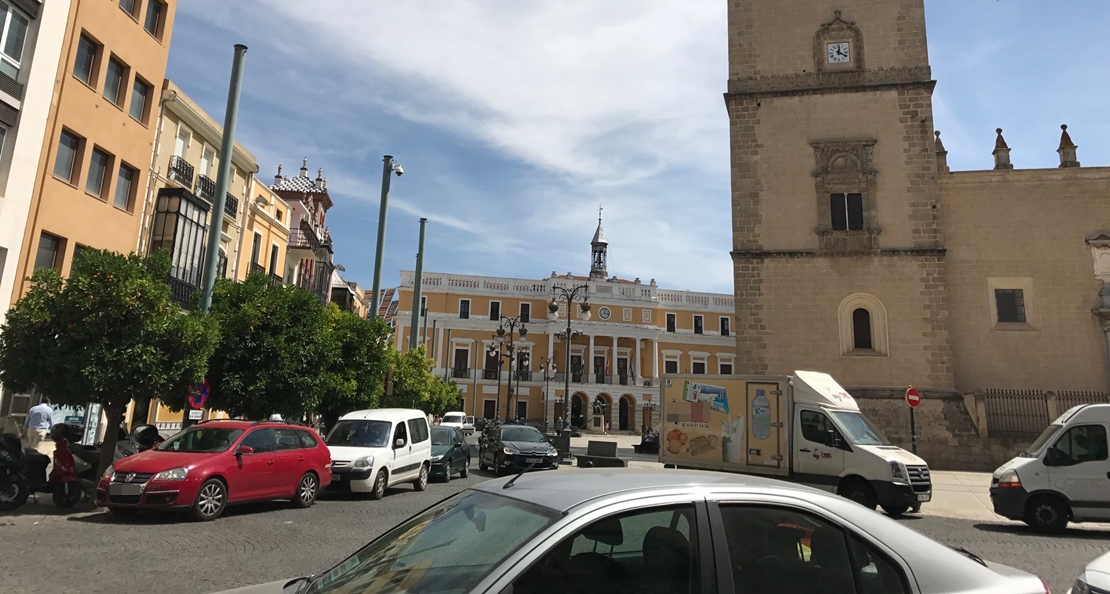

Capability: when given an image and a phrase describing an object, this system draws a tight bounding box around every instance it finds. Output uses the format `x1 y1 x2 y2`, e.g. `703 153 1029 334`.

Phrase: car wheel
441 463 451 483
460 458 469 478
881 504 910 517
413 464 429 491
369 469 387 501
191 479 227 522
1025 496 1069 533
839 479 877 510
292 472 318 508
107 506 137 519
0 477 30 511
52 481 83 509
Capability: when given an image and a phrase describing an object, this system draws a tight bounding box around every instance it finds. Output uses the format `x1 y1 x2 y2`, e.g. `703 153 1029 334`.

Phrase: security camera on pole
369 156 404 320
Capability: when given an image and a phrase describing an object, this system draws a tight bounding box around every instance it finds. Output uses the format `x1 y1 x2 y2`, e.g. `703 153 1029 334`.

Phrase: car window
274 428 301 451
716 504 908 594
408 417 430 444
297 430 319 448
157 427 242 453
1049 424 1108 466
240 429 275 453
327 420 392 448
431 426 453 446
394 421 408 448
800 410 833 444
514 504 699 594
454 429 465 445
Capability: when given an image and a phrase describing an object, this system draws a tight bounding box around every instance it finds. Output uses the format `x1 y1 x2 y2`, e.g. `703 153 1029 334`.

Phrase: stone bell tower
589 206 608 280
726 0 954 392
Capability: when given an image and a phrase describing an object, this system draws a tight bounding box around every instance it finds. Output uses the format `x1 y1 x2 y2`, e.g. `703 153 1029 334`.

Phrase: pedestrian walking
604 421 610 435
22 397 53 449
555 417 564 437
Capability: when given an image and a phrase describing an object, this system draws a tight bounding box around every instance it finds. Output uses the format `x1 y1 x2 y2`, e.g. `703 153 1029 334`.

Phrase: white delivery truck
659 370 932 515
990 403 1110 533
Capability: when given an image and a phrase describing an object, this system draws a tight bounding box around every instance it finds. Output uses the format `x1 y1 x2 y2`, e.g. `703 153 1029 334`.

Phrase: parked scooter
0 428 86 511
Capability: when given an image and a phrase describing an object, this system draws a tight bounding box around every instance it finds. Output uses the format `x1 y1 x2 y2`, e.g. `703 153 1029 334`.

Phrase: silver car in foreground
1068 550 1110 594
219 469 1048 594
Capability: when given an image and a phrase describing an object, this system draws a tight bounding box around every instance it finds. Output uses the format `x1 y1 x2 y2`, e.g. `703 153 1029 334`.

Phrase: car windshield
155 427 242 453
501 426 546 443
830 411 890 446
442 414 464 424
431 427 453 446
305 490 560 594
327 420 392 448
1022 424 1062 458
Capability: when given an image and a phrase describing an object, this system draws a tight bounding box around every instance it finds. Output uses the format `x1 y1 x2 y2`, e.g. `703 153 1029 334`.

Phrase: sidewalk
564 435 1017 522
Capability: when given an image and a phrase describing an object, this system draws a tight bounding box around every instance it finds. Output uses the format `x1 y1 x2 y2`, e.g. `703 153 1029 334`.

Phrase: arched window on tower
851 308 873 351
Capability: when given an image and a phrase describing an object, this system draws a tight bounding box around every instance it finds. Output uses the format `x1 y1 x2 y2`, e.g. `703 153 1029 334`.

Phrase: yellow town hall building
391 216 735 432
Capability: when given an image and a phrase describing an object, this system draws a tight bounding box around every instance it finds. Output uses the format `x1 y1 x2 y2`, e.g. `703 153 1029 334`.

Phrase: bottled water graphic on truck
659 371 933 515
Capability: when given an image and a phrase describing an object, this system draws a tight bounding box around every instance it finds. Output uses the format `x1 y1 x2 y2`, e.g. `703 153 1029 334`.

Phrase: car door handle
298 457 305 462
267 459 275 465
798 448 811 453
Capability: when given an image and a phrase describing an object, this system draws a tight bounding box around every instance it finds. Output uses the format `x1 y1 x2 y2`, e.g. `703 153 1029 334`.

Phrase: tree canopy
0 249 218 474
317 304 392 429
382 346 461 415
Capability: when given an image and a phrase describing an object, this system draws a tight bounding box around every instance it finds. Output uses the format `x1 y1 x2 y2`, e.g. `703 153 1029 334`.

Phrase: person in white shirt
22 398 54 449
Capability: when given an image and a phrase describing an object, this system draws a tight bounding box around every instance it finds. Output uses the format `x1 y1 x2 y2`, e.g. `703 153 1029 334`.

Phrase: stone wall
851 388 1027 471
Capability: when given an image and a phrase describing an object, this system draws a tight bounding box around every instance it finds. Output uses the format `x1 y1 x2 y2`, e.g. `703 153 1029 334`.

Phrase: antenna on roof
503 460 538 489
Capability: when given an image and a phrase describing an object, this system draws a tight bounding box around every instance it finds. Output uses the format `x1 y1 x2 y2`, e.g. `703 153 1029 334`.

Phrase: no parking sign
187 379 210 410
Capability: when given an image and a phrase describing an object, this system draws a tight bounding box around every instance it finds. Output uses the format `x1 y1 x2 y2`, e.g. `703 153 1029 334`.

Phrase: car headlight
106 465 115 481
1073 575 1091 594
503 447 516 455
153 467 189 481
890 461 906 481
430 455 443 462
352 456 374 470
997 468 1022 489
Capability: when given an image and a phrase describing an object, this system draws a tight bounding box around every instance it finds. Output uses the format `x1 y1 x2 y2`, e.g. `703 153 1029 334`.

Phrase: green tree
0 249 218 475
316 305 392 430
204 273 330 421
382 346 461 415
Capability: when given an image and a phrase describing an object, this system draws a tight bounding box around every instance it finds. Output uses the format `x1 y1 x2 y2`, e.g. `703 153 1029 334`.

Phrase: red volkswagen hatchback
96 420 332 521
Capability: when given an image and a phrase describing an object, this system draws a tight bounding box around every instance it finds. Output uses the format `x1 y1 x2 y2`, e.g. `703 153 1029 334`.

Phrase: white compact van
325 408 433 499
990 403 1110 532
438 411 473 436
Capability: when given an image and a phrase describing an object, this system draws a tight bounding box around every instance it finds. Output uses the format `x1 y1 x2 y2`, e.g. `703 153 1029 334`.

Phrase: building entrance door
619 397 630 431
571 394 585 429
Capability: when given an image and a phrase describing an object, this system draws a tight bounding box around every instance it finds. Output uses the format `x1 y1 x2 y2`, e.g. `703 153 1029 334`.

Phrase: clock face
827 42 850 64
598 307 611 321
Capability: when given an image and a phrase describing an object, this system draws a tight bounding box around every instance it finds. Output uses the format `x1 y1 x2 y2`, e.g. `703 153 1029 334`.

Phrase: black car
429 426 469 482
477 423 558 476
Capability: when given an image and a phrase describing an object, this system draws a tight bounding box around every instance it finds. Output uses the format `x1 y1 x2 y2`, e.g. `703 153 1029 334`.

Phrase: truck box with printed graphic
658 371 932 515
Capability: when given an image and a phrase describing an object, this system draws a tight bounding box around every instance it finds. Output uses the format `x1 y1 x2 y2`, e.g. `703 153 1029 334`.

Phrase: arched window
838 293 888 356
851 308 872 350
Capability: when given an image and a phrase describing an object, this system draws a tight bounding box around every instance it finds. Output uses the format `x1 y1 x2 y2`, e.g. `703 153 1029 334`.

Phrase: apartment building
270 160 335 305
238 177 289 283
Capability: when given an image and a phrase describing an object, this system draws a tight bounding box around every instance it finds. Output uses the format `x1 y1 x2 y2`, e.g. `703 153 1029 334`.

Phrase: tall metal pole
408 217 427 351
563 315 571 424
369 156 396 319
199 44 248 314
494 346 503 421
187 44 246 431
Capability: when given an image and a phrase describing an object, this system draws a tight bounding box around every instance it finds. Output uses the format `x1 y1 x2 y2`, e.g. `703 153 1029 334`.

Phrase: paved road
2 468 1108 593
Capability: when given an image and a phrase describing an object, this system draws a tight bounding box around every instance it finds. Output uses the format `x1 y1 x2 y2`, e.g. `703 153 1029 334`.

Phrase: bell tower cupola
589 206 608 280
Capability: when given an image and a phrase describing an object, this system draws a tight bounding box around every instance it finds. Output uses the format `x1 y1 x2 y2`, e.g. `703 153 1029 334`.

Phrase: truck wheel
1025 496 1069 533
840 479 877 510
881 504 910 517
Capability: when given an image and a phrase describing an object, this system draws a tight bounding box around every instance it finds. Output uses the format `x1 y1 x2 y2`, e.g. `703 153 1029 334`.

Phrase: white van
325 409 433 499
438 411 474 436
990 403 1110 532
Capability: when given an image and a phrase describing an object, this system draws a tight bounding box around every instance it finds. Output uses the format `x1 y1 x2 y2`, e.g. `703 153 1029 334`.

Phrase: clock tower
727 1 954 391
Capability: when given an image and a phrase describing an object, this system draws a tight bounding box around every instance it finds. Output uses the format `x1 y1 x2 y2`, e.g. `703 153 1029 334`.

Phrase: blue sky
167 2 1109 295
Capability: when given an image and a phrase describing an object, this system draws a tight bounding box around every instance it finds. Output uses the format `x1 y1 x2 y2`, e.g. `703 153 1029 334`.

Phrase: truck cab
790 371 931 515
990 404 1110 532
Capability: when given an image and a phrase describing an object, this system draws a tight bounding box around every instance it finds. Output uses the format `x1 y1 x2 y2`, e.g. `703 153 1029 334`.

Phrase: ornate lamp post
486 316 527 421
540 357 556 430
548 285 591 426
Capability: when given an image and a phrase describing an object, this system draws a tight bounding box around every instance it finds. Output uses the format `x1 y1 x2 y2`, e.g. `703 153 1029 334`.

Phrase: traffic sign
187 379 210 410
905 386 921 408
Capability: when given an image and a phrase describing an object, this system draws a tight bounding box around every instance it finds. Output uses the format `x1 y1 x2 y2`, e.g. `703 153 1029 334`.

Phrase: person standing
22 397 53 449
555 417 564 437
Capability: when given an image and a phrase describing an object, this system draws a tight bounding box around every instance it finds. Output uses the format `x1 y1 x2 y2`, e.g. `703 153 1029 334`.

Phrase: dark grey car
216 469 1047 594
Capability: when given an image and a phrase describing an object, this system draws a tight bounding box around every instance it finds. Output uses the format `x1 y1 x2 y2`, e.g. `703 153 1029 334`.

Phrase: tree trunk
97 405 125 478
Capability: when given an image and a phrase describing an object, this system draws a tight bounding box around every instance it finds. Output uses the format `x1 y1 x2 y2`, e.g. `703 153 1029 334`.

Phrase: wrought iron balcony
452 367 470 379
225 192 238 218
483 369 499 380
168 156 194 188
269 273 284 289
513 370 533 382
196 175 216 201
288 229 320 251
166 276 197 309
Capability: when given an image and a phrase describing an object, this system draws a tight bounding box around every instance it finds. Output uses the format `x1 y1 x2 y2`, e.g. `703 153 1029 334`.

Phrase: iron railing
225 192 238 217
166 276 197 309
168 156 194 188
982 389 1110 436
452 367 470 379
288 229 320 251
196 175 216 201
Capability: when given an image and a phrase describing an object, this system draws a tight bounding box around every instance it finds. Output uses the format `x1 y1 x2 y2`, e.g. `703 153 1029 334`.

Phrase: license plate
917 493 931 502
525 458 542 464
110 483 143 496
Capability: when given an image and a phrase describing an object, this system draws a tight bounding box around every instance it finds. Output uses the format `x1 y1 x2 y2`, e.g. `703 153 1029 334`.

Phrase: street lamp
369 155 403 321
540 357 556 430
548 284 590 428
485 316 527 421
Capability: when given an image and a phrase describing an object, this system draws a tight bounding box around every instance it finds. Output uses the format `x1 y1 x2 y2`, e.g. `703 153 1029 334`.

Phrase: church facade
727 0 1110 466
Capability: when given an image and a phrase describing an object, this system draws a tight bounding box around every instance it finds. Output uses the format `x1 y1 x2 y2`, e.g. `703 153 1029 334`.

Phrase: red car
96 420 332 521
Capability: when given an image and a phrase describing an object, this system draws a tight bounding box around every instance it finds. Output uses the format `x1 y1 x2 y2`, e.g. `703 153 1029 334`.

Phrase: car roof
192 420 309 430
442 411 465 416
339 408 427 422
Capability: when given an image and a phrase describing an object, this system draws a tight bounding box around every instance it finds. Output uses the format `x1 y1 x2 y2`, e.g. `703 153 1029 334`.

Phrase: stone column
635 338 642 386
652 338 659 380
588 333 595 383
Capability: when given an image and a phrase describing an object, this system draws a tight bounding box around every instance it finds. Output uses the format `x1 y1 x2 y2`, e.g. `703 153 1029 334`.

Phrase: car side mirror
235 445 254 456
826 429 841 448
394 438 406 449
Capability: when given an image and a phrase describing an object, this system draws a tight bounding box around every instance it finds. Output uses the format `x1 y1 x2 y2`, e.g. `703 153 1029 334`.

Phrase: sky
166 2 1110 295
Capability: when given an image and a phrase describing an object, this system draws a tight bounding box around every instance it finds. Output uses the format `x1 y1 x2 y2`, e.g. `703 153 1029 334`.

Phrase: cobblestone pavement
2 468 1107 593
